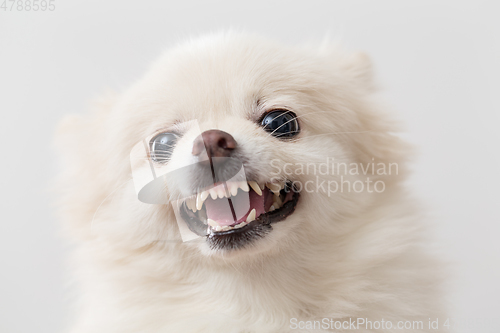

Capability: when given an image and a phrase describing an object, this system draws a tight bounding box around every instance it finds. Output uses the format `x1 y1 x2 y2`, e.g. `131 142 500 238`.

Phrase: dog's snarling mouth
179 181 300 250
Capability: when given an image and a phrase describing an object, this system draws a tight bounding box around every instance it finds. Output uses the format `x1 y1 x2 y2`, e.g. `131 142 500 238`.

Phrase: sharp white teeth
273 195 282 209
248 181 262 196
266 182 282 195
207 219 219 227
234 221 247 228
240 181 249 192
269 205 275 212
230 182 239 196
246 208 256 223
210 220 246 232
196 192 207 210
195 180 280 217
193 197 199 211
273 194 282 206
217 186 226 198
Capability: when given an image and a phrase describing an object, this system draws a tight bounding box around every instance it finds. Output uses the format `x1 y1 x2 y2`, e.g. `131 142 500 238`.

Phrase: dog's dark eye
260 110 299 138
150 133 178 163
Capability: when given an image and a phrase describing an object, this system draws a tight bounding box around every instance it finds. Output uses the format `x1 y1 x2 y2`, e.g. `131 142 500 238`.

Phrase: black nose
192 129 237 159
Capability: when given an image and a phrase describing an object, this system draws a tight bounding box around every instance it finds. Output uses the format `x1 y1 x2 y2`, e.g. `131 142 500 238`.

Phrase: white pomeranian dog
56 32 446 332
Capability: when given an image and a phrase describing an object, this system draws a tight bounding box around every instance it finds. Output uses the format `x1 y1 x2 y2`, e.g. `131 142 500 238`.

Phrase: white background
1 1 499 332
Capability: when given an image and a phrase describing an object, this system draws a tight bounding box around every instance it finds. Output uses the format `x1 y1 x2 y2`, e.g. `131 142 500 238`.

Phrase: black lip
179 187 300 250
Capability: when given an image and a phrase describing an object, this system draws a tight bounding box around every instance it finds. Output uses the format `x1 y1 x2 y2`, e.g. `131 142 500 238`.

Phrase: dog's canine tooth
273 194 282 206
273 195 283 208
266 182 281 195
229 182 239 196
269 205 275 212
209 188 218 200
246 208 256 223
188 197 199 212
207 219 219 227
248 181 262 196
238 181 249 192
196 192 206 210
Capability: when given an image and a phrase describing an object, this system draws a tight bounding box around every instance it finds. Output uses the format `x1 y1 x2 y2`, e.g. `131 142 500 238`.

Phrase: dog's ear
318 44 376 91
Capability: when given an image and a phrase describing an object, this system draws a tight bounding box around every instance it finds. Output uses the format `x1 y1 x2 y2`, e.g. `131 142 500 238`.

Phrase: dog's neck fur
74 189 443 333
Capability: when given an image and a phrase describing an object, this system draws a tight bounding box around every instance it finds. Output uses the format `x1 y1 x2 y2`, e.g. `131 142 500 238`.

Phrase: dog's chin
178 180 300 257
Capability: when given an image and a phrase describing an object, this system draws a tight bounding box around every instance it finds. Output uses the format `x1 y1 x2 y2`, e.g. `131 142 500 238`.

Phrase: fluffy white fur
56 32 446 332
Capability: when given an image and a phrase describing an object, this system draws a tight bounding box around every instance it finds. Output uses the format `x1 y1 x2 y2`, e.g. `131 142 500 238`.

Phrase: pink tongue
204 188 269 226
